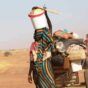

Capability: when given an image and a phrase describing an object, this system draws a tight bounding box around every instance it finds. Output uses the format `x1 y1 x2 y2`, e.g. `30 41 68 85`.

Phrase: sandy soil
0 49 35 88
0 49 86 88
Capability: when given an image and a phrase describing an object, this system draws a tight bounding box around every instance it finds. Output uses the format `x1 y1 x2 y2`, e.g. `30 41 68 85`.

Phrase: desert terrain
0 49 86 88
0 49 35 88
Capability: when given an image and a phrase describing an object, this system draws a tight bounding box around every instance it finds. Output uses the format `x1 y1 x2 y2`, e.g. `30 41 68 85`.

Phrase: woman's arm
28 52 34 83
44 7 52 34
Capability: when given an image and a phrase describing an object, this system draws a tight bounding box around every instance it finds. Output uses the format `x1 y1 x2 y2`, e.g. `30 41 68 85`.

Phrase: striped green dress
30 42 56 88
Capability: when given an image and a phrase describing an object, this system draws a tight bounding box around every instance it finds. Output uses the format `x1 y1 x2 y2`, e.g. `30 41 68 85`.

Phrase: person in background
84 34 88 56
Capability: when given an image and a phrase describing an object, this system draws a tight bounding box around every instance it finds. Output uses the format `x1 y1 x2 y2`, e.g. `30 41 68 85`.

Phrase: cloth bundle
53 30 72 39
67 44 86 60
34 27 53 50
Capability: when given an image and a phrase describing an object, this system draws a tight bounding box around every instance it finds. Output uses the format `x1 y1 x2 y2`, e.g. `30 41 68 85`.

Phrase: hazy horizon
0 0 88 50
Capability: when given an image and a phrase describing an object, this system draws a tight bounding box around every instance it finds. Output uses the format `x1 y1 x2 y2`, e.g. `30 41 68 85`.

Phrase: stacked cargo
53 29 87 87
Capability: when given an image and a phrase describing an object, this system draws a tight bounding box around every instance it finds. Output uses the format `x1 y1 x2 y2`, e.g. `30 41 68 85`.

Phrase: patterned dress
30 42 56 88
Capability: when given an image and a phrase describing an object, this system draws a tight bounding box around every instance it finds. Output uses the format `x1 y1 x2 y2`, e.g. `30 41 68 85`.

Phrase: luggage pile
53 29 86 59
53 29 87 87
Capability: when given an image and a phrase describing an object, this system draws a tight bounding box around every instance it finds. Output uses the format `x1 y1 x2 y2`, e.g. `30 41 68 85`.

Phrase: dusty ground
0 49 86 88
0 49 35 88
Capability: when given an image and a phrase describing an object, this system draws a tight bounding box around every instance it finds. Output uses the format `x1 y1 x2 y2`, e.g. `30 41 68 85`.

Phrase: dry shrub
4 51 12 57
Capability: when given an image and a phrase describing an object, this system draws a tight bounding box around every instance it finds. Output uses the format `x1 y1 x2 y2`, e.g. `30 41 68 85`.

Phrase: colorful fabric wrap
30 42 56 88
34 27 53 43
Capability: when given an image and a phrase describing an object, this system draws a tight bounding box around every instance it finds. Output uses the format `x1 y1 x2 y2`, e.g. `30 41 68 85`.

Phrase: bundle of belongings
53 29 86 72
52 29 87 85
67 44 86 60
53 29 86 56
53 30 73 39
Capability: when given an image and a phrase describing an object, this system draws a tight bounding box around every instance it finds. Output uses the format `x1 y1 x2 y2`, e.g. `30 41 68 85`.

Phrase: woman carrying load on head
28 6 56 88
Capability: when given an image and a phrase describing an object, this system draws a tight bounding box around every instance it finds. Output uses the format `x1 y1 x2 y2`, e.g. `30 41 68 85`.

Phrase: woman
28 6 56 88
28 41 56 88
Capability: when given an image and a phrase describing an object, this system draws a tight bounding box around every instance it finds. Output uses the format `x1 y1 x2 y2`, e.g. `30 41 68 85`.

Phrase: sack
51 53 64 66
67 44 86 60
54 30 72 39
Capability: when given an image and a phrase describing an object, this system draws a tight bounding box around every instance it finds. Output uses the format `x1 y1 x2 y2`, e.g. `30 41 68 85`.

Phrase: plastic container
28 7 48 29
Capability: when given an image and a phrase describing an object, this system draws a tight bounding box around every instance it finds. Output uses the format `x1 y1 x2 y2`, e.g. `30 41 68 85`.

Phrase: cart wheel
85 69 88 88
